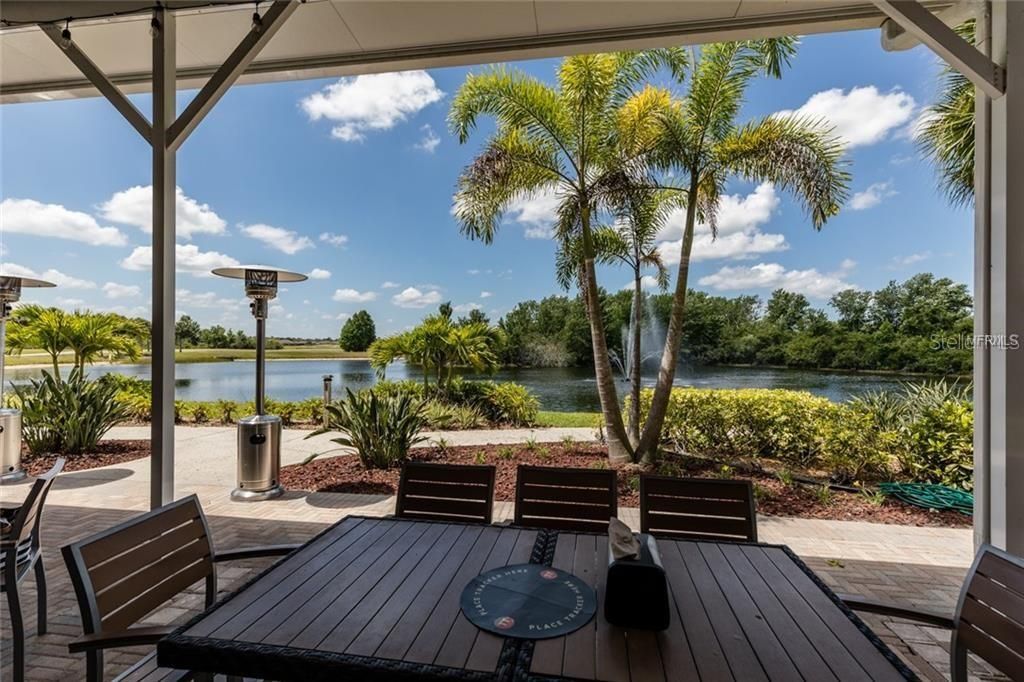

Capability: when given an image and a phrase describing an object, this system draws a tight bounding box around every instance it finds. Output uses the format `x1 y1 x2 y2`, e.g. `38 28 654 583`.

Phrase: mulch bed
21 440 151 476
280 443 972 528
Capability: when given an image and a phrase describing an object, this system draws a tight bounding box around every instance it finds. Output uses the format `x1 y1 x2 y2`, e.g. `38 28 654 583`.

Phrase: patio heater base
0 409 26 483
232 414 284 502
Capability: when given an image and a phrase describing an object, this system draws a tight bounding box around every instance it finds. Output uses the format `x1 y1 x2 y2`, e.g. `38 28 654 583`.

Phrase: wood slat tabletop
528 532 914 682
158 516 914 682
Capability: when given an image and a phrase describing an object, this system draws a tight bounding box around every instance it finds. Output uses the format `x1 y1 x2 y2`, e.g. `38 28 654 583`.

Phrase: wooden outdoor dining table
157 515 917 681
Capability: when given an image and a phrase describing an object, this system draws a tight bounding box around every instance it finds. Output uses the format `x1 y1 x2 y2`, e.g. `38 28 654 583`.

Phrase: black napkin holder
604 533 670 630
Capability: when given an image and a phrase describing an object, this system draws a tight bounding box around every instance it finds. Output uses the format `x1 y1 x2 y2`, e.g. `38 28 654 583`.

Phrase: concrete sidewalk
0 425 975 568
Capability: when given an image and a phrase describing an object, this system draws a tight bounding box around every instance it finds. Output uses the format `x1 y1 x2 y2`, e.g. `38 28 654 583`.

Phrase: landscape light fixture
0 274 56 483
211 265 307 501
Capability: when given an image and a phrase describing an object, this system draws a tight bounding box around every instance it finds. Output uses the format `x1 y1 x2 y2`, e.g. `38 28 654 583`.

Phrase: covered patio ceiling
0 0 950 103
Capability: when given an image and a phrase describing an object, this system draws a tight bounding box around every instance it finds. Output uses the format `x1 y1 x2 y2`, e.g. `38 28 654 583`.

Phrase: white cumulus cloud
621 275 663 291
698 259 857 299
889 251 932 269
453 302 481 313
505 187 562 239
381 281 400 289
98 186 226 239
392 286 442 309
775 86 916 148
240 223 313 255
176 289 240 308
480 291 493 298
333 288 377 303
103 282 141 299
319 232 349 247
300 70 444 142
657 183 787 265
308 268 331 280
849 181 898 210
1 198 127 246
2 263 96 289
121 244 240 277
415 124 441 153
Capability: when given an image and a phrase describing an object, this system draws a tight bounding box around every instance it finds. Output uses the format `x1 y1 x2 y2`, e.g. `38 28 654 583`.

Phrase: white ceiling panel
332 1 538 51
535 1 740 34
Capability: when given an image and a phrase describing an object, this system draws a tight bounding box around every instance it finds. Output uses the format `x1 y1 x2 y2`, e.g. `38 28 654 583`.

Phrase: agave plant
304 388 428 469
14 368 130 455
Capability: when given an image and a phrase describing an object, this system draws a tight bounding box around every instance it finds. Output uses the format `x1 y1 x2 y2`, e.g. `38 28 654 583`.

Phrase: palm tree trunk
627 268 643 447
636 174 699 464
580 207 632 463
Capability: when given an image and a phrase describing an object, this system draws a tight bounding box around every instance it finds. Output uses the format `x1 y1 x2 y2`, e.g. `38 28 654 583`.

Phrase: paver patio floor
0 427 1000 680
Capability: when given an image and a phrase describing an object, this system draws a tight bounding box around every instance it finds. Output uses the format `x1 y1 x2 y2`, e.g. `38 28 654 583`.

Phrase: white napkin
608 517 640 560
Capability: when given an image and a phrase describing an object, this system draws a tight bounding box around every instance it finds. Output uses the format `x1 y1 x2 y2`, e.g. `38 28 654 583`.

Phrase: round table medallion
460 563 597 640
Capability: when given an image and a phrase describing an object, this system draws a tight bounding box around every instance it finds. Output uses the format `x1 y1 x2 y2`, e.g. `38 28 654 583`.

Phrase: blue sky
0 28 972 338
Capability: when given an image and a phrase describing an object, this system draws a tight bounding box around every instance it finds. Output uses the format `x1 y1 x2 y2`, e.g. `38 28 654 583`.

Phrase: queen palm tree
450 50 688 462
555 190 672 446
629 39 850 462
917 21 975 207
6 305 68 376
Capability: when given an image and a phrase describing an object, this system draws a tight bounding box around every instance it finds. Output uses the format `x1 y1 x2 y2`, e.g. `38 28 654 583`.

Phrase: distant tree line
174 315 283 351
499 273 973 376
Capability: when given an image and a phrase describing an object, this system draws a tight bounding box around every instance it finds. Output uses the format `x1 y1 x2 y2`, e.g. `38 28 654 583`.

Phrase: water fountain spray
212 266 307 501
0 274 56 483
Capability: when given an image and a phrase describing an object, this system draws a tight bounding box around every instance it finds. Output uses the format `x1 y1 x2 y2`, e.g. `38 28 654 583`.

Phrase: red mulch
21 440 151 476
279 443 972 528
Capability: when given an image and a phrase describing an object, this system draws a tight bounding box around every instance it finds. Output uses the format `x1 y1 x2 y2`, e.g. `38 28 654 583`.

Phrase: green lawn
535 410 602 428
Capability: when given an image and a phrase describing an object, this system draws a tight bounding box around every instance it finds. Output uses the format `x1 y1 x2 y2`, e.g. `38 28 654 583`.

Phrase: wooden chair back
639 475 757 542
514 465 617 533
2 458 65 551
61 495 216 637
950 544 1024 681
395 462 495 524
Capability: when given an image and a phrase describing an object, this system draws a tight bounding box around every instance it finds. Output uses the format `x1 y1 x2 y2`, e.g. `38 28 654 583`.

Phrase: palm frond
715 114 850 228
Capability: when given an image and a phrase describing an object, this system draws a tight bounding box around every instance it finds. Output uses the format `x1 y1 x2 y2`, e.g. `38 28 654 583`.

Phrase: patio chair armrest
213 544 302 562
68 626 175 653
840 595 955 629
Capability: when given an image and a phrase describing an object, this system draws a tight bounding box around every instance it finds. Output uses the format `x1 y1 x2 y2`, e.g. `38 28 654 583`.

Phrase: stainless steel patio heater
212 266 307 501
0 274 56 483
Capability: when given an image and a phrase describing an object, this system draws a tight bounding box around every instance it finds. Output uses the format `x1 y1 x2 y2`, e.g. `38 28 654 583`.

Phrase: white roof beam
38 21 151 142
873 0 1004 97
881 0 981 50
167 0 298 152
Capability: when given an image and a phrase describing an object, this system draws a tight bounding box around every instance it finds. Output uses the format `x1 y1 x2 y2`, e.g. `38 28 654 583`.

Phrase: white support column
973 2 992 550
983 0 1024 554
151 7 176 508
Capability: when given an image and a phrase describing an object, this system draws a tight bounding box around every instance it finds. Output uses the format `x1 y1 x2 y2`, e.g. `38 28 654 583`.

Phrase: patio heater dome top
211 266 308 283
0 275 57 289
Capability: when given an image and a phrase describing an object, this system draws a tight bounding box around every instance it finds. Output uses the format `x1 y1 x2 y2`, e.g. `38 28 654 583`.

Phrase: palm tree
6 305 68 376
917 21 975 207
450 50 688 462
630 40 850 462
555 191 672 446
369 314 501 390
6 306 145 377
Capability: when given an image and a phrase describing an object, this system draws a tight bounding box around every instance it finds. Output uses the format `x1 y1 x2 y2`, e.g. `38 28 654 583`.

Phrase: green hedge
635 387 973 489
106 375 538 429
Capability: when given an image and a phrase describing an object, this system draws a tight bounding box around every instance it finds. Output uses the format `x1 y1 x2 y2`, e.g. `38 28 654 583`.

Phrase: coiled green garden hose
878 482 973 515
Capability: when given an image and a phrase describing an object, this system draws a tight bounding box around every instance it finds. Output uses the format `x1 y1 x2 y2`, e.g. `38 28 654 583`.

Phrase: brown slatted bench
395 462 496 524
62 494 300 681
640 474 758 542
514 465 617 533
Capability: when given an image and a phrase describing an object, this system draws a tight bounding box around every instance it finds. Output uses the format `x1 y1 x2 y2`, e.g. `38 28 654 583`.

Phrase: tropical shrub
901 400 974 490
819 407 896 484
13 368 129 455
476 381 539 426
306 388 428 469
422 401 488 430
638 388 833 466
215 399 239 424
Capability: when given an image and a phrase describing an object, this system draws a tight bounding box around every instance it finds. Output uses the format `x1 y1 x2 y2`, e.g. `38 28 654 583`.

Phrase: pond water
6 359 935 411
